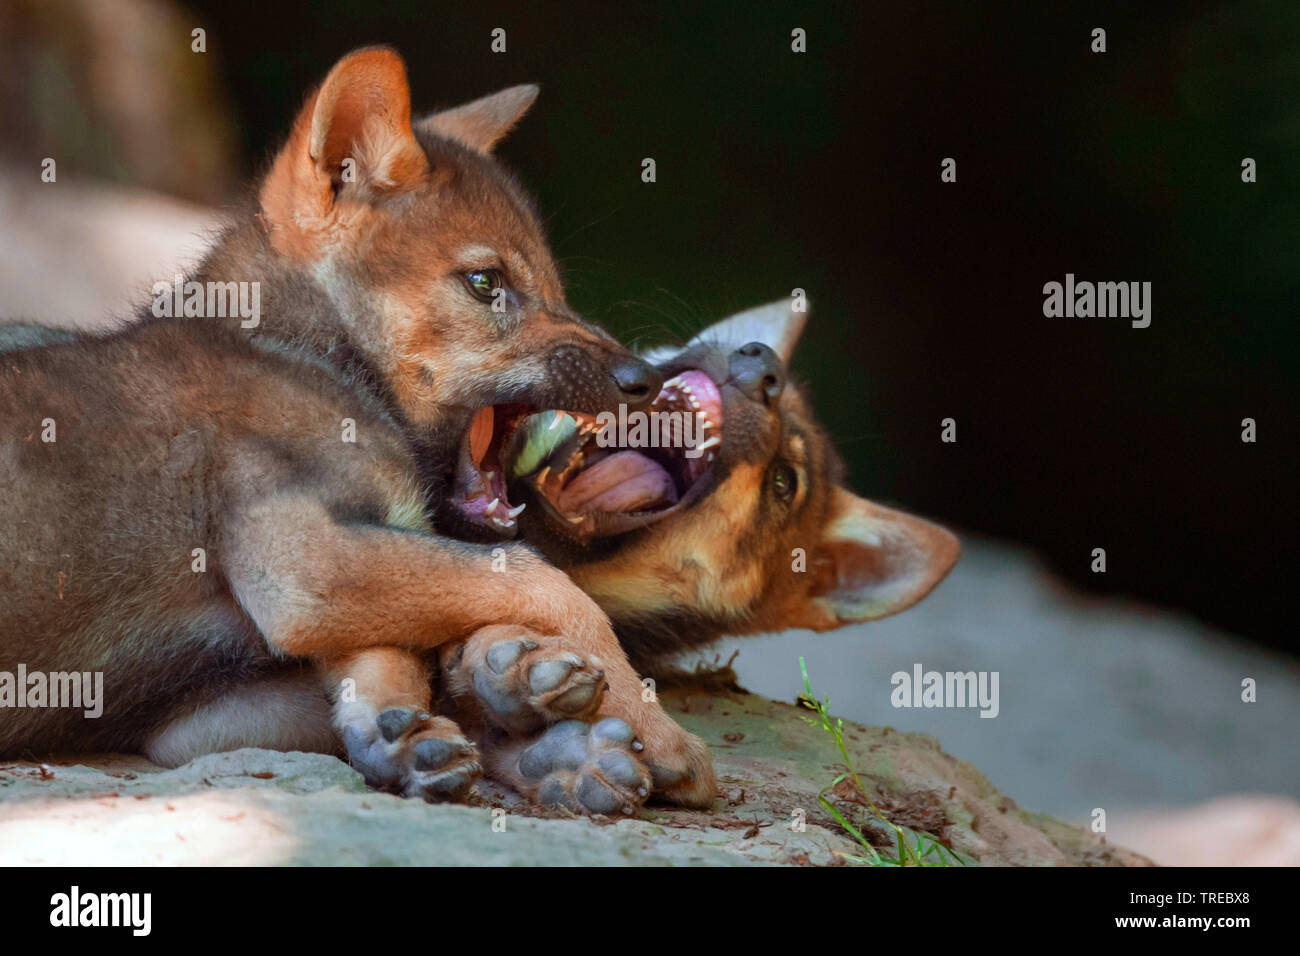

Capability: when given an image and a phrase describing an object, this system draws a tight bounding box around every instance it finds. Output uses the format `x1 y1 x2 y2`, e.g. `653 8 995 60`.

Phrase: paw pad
343 710 481 803
514 718 651 816
463 638 607 733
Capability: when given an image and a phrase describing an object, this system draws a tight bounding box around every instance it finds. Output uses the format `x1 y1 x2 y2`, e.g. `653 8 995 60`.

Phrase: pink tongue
557 451 678 515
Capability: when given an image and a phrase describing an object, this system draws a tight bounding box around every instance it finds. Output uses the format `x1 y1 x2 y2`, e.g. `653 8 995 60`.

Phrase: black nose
611 357 663 408
729 342 785 405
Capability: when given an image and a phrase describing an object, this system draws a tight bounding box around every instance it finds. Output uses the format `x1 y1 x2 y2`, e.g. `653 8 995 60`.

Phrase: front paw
444 625 607 734
490 717 652 816
342 707 481 802
592 685 717 808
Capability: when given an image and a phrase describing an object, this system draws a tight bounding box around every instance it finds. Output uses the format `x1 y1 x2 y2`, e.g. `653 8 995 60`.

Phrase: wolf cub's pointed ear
261 47 427 249
417 85 540 154
692 299 808 363
802 488 960 628
639 298 809 366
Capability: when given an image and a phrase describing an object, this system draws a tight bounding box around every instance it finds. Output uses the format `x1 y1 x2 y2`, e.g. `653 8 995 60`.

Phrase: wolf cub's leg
319 648 481 802
225 494 715 808
144 666 337 767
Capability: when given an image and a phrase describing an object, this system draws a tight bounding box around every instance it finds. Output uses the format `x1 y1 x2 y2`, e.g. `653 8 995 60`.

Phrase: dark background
57 0 1300 651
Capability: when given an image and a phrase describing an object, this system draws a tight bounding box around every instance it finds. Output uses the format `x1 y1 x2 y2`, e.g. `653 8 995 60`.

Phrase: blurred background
0 0 1295 862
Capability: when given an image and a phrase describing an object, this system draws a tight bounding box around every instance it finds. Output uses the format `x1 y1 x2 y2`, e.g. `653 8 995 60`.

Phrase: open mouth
451 402 538 536
504 370 724 538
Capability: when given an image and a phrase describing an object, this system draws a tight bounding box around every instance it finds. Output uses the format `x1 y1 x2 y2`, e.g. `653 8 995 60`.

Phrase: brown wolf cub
0 47 714 809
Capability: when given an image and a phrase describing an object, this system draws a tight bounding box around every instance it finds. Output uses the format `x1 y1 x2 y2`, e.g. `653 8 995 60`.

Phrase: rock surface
0 687 1148 866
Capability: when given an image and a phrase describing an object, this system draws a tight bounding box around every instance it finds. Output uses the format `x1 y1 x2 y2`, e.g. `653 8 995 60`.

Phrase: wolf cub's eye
771 463 798 504
463 269 502 303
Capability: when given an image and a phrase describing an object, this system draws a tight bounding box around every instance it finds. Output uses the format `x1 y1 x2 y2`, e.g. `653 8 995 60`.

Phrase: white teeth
484 470 495 482
696 436 721 451
506 502 526 518
707 452 715 462
485 498 501 516
566 514 585 524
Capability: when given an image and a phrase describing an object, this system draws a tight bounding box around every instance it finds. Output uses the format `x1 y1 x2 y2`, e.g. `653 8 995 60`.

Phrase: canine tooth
506 502 526 518
485 498 501 516
696 435 721 451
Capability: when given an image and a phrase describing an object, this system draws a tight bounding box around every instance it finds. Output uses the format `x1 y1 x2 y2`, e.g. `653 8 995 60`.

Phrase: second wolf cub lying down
149 301 960 815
